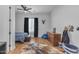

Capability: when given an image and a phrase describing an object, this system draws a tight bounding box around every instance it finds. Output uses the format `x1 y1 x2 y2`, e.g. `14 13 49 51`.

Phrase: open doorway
24 17 38 37
29 18 34 37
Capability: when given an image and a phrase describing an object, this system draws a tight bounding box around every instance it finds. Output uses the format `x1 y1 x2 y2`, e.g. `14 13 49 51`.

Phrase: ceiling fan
17 5 32 13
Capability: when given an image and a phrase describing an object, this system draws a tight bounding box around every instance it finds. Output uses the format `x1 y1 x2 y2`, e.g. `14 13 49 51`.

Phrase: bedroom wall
51 5 79 48
15 12 51 37
0 5 15 53
0 5 9 53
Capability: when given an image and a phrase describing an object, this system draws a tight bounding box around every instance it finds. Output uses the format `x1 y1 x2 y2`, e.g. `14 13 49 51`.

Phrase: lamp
24 11 27 13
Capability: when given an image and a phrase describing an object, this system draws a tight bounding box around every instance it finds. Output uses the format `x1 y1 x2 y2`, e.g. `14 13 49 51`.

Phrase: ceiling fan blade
21 5 25 9
21 5 32 11
27 10 32 13
21 5 27 10
25 8 32 11
17 8 23 10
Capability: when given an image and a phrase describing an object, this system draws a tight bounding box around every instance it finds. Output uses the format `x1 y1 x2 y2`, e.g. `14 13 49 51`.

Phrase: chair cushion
62 43 79 53
64 48 78 54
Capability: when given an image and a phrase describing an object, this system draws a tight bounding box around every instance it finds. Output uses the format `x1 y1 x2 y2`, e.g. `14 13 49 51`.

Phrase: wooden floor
9 42 29 54
9 38 64 54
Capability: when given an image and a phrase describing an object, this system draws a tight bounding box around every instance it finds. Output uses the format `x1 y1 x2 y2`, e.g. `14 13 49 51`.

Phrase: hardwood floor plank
9 38 64 54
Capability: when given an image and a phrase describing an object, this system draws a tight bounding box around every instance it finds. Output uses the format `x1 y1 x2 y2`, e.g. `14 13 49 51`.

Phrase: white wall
15 12 51 37
51 5 79 47
0 6 9 53
0 5 15 53
10 5 15 50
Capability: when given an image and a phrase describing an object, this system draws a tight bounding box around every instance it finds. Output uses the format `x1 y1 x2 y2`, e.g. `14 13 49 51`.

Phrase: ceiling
15 5 56 14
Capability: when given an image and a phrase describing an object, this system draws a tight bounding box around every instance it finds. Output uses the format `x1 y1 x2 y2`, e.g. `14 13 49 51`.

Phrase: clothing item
62 30 70 44
61 30 79 54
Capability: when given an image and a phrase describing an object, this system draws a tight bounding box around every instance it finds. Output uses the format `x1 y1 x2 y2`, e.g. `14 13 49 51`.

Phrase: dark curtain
34 18 38 37
24 18 29 34
62 30 70 44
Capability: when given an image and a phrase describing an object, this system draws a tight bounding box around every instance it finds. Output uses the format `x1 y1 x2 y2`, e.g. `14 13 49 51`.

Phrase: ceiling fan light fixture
24 11 30 14
24 11 27 13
